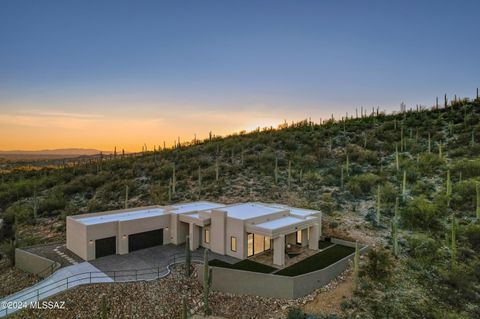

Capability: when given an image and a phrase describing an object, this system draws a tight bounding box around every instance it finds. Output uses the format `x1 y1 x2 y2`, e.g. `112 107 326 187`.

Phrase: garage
95 236 116 259
128 229 163 252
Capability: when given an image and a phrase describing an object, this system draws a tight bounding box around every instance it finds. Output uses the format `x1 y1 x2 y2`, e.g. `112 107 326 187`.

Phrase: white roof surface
77 208 167 225
170 201 224 214
288 207 319 217
254 216 306 230
219 203 284 220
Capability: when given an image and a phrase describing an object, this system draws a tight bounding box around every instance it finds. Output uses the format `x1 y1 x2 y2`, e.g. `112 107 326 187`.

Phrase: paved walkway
90 243 239 276
0 262 112 317
0 244 239 317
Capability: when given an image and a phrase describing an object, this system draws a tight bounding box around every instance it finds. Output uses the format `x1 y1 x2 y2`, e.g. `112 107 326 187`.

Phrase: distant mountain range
0 148 112 161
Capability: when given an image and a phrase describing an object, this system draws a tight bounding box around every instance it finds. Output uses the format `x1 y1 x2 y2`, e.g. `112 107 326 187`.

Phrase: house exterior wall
66 203 323 262
225 217 245 259
170 214 189 245
117 214 171 254
201 226 211 249
66 217 88 260
210 210 226 255
85 221 118 260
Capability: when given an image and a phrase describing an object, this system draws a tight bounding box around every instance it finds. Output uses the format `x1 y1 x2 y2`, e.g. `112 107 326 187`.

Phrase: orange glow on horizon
0 107 291 152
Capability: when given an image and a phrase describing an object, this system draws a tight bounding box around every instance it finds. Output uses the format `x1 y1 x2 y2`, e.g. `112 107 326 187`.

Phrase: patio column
273 234 285 266
308 223 319 250
189 223 200 251
301 229 308 247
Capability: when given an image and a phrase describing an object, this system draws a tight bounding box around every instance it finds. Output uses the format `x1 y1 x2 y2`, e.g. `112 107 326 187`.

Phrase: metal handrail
0 251 205 317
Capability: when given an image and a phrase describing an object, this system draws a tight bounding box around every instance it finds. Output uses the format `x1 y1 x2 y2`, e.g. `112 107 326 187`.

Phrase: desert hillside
1 95 480 318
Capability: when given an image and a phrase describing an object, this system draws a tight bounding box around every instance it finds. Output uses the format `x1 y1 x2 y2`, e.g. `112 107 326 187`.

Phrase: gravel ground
10 264 313 319
0 261 38 299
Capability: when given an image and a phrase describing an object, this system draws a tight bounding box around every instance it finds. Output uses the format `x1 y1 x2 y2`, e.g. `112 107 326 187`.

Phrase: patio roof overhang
178 213 211 227
245 216 319 238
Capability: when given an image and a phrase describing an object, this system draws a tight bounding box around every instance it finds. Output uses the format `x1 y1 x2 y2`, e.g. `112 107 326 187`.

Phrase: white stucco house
66 201 322 266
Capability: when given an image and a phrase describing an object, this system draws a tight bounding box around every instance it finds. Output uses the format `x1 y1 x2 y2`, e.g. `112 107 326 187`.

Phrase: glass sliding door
247 233 254 257
247 233 272 257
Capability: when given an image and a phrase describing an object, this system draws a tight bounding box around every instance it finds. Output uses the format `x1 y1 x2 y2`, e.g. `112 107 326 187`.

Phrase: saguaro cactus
168 178 172 202
100 295 108 319
402 170 407 199
395 196 400 219
376 185 381 225
288 160 292 188
124 185 129 209
274 156 279 184
451 217 457 265
198 166 202 191
181 297 188 319
438 142 443 160
353 241 360 291
346 154 350 176
446 170 452 207
185 235 191 277
203 249 212 315
395 144 399 172
391 218 399 257
428 133 431 154
476 182 480 220
33 187 38 222
400 126 404 152
172 163 177 194
215 158 219 181
340 166 344 189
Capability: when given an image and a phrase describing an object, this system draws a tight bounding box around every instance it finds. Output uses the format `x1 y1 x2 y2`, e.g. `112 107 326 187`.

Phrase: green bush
402 196 445 231
347 173 381 197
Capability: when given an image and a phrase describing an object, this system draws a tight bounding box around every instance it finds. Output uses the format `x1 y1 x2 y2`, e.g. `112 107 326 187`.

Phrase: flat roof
287 207 319 217
254 216 306 230
219 203 284 220
76 208 167 225
169 201 224 214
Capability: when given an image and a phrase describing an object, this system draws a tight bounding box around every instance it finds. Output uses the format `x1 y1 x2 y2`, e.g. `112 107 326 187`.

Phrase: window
230 236 237 252
297 230 302 244
264 236 271 250
247 233 271 257
247 233 253 256
204 228 210 244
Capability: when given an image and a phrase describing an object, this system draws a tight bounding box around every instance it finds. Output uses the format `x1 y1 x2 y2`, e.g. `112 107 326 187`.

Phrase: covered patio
246 215 321 267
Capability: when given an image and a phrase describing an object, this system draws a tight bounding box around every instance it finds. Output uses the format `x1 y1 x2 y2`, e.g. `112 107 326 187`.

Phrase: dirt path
302 272 353 316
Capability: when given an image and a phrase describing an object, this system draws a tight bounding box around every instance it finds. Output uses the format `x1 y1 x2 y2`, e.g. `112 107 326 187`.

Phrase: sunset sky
1 0 479 152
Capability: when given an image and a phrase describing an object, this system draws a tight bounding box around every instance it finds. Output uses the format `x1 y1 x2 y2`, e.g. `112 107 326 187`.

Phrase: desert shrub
303 170 321 183
39 190 66 216
416 154 444 175
361 248 394 282
4 204 33 225
0 240 16 266
406 233 442 265
450 179 478 213
402 196 444 231
347 173 381 197
452 159 480 179
462 224 480 252
380 182 398 204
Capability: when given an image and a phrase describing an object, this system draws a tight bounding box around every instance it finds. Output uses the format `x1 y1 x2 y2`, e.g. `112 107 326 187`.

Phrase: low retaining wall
197 240 368 299
15 248 61 278
197 264 295 298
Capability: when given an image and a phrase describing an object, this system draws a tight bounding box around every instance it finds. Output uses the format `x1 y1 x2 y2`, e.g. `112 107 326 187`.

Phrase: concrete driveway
90 243 239 273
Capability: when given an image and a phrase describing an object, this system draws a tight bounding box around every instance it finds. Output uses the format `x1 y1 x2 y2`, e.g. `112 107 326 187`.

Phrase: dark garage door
95 236 116 259
128 229 163 252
